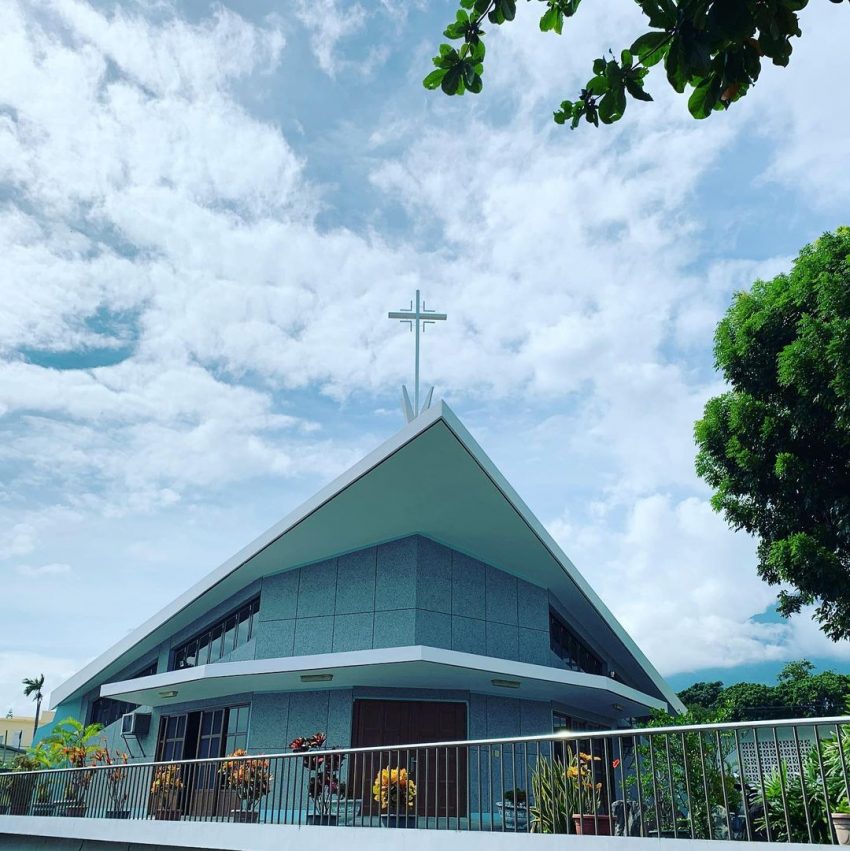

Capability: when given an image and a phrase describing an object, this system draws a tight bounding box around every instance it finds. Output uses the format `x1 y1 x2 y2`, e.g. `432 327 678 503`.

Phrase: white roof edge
100 645 666 712
50 405 449 709
52 400 683 715
436 406 686 715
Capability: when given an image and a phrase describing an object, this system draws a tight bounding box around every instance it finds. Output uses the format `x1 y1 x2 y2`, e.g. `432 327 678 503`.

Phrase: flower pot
381 813 416 829
31 802 55 817
330 797 362 824
59 802 88 818
154 808 181 821
832 813 850 846
106 809 131 819
306 813 338 826
231 809 260 823
573 814 612 835
497 801 529 831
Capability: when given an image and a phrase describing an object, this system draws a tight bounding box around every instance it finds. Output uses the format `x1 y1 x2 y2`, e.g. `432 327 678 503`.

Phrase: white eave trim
100 645 667 713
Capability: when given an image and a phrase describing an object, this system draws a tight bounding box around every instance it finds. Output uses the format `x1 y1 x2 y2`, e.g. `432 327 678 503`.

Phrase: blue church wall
253 535 558 670
51 535 619 770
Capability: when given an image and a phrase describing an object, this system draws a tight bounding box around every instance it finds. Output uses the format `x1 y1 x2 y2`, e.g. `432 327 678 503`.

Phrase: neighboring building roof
51 402 685 714
0 711 55 750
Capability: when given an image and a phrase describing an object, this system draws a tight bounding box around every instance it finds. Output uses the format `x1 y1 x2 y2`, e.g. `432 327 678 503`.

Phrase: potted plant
333 781 362 824
43 718 104 817
290 732 345 825
529 751 610 835
497 787 528 831
149 764 183 820
569 751 609 835
219 749 272 823
372 766 417 828
1 753 41 815
832 797 850 846
101 750 131 819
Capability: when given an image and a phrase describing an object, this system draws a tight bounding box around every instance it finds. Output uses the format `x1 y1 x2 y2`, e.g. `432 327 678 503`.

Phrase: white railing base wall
0 818 840 851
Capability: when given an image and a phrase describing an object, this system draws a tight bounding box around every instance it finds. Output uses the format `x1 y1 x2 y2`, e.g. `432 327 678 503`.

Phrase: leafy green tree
695 228 850 641
775 660 850 716
634 710 738 838
21 674 45 738
718 682 782 721
678 681 725 712
424 0 848 129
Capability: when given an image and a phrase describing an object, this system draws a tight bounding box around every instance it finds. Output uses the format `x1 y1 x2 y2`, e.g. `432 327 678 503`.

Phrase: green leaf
636 0 676 29
423 69 447 90
620 49 633 69
441 65 463 94
624 77 653 101
586 76 608 96
499 0 517 21
630 31 669 67
540 6 564 34
598 84 627 123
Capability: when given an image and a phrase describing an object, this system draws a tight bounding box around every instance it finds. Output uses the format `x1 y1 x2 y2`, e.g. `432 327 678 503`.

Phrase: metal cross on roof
388 288 447 423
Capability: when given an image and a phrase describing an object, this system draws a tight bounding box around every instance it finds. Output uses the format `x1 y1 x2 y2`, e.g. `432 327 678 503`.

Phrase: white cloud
293 0 367 77
0 0 846 702
549 494 850 677
16 562 71 577
0 651 79 717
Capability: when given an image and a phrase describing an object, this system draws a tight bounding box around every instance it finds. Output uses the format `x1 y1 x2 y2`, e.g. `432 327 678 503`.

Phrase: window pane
211 710 223 735
196 633 210 666
185 640 199 667
223 616 237 654
235 610 249 648
209 625 223 662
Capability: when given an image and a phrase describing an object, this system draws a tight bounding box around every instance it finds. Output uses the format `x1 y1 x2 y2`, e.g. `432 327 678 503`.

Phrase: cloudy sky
1 0 849 716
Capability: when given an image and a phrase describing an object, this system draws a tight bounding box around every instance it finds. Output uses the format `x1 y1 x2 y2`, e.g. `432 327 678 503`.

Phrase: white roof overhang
52 402 685 714
101 646 666 719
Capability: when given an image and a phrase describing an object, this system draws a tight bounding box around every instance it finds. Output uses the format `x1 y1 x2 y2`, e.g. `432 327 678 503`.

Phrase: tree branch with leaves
425 0 848 129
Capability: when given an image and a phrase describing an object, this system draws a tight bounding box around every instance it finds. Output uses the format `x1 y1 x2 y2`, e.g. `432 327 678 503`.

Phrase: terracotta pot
231 809 260 823
572 813 612 835
832 813 850 846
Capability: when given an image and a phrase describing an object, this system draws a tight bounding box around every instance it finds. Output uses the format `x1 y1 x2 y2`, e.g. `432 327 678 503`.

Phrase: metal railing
0 716 848 841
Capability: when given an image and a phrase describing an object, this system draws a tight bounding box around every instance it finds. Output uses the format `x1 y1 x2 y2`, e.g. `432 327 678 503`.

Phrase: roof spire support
388 288 447 422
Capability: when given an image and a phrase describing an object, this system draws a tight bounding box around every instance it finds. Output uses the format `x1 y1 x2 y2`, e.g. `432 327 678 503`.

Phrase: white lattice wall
738 736 813 778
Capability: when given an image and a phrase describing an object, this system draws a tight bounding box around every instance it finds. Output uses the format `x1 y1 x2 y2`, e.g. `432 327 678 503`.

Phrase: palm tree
22 674 45 738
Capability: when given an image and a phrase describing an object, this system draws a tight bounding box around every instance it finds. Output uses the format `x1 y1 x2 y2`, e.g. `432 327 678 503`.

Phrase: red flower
612 758 621 769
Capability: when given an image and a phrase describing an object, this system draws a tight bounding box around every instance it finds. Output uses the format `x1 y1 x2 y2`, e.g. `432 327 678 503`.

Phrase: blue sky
1 0 849 715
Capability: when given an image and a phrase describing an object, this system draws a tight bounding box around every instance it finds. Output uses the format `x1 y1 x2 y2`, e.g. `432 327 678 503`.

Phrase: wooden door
350 699 467 818
186 709 227 818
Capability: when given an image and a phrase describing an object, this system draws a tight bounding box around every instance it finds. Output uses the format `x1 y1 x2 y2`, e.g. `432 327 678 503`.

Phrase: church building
48 401 683 777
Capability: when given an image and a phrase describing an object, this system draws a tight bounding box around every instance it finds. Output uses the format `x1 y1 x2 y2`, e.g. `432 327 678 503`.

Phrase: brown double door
154 704 249 818
350 699 467 818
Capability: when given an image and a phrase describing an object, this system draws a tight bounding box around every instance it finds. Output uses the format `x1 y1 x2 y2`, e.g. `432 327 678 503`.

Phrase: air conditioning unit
121 710 151 737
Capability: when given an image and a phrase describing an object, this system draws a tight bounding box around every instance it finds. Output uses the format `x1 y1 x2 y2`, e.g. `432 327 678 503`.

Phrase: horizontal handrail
8 715 849 775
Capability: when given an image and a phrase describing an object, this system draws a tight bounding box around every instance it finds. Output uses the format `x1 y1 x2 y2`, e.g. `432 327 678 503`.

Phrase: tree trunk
32 696 41 738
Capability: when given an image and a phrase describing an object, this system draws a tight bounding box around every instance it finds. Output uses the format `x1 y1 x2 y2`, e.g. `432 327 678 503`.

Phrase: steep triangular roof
52 402 684 713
